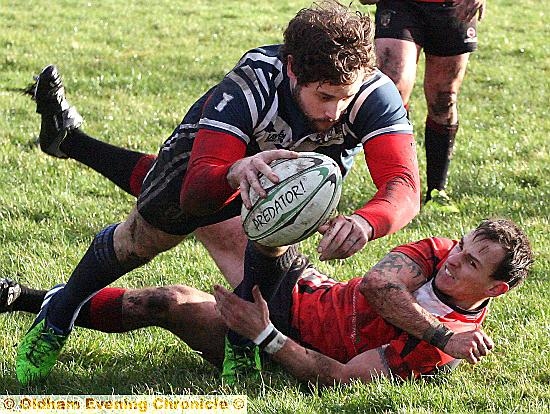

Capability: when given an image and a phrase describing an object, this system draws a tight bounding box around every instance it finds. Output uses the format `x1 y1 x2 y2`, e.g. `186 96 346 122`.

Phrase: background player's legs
423 53 469 201
375 37 420 112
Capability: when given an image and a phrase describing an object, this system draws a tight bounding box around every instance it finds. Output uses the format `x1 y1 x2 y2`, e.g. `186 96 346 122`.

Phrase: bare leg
194 217 247 288
47 207 186 331
3 281 226 366
423 53 469 197
29 65 246 288
114 207 186 262
375 38 421 106
423 53 470 125
120 285 226 367
56 133 246 286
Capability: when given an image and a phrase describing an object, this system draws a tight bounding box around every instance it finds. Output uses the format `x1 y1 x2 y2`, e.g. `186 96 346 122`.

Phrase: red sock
129 154 157 196
86 288 127 333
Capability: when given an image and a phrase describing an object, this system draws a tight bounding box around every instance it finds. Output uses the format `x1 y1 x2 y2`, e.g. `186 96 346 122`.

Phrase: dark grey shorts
136 122 242 235
375 0 478 56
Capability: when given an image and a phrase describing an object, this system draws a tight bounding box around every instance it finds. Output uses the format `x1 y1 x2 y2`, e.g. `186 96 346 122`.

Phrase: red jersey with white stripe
290 237 489 379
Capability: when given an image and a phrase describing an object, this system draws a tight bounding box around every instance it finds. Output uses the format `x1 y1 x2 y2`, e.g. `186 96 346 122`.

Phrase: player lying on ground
3 219 532 384
18 1 420 385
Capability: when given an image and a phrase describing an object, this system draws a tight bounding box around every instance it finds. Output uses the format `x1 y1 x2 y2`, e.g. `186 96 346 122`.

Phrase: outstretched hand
443 328 494 364
227 149 299 209
455 0 486 22
316 214 373 261
213 285 271 340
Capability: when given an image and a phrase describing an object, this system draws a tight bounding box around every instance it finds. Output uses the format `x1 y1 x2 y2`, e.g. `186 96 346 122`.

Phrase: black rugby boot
23 64 83 158
0 278 21 313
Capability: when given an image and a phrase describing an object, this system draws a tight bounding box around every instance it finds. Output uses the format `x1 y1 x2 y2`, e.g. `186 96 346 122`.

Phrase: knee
141 285 204 323
128 234 164 260
144 286 184 319
114 225 158 263
114 214 182 262
427 91 458 121
252 241 289 258
123 286 187 324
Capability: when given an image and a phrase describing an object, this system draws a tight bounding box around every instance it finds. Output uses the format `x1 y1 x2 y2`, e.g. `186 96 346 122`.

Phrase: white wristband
253 322 275 345
263 330 288 355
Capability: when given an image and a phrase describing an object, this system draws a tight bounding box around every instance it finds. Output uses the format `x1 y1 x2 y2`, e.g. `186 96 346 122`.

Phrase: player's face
290 71 365 132
434 230 507 309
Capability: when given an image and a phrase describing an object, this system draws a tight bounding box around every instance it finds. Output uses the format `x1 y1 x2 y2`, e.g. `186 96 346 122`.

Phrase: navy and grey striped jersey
178 44 412 176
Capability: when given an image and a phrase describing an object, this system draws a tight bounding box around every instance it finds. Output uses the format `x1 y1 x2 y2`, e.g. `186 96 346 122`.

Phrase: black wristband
423 323 454 350
259 328 278 350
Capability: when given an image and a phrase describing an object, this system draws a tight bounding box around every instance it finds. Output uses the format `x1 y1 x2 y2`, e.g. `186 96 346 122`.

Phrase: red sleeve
384 333 459 380
384 313 484 379
179 130 246 216
354 133 420 239
391 237 457 280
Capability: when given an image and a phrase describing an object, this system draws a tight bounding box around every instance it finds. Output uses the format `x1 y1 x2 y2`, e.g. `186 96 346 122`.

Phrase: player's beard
292 84 339 132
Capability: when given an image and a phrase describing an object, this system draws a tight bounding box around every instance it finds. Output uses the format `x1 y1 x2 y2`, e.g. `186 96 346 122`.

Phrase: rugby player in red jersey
2 219 532 384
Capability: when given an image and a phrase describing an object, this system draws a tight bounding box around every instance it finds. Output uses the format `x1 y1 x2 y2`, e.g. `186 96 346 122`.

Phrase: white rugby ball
241 152 342 247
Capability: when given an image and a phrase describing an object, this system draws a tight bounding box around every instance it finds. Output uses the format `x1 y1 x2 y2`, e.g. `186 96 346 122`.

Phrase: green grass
0 0 549 412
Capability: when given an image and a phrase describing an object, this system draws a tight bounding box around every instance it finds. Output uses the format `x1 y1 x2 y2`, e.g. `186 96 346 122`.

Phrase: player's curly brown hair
474 219 534 289
281 1 376 85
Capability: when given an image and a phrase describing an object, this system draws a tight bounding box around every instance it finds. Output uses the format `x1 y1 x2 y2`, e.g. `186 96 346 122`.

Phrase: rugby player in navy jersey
17 1 420 385
361 0 485 211
3 219 533 385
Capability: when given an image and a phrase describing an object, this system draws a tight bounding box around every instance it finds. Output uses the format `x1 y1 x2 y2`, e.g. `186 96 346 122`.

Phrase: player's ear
286 55 297 81
486 280 509 297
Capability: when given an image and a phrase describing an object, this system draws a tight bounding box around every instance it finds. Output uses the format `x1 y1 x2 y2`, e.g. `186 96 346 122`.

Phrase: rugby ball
241 152 342 247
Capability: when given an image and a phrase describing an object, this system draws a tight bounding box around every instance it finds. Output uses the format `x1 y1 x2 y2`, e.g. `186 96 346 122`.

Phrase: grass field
0 0 549 412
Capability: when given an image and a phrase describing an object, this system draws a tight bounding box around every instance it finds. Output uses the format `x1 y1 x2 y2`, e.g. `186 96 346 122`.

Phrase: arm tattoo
371 252 425 281
288 348 338 384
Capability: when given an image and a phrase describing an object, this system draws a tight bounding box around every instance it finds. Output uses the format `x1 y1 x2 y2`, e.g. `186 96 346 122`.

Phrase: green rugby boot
221 337 262 385
424 189 460 214
15 284 68 385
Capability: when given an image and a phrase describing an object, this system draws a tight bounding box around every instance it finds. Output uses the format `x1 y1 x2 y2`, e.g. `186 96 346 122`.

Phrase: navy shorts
136 122 242 235
265 251 310 340
375 0 478 56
